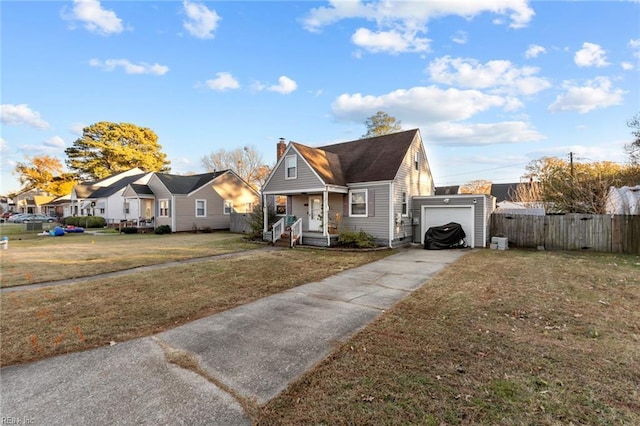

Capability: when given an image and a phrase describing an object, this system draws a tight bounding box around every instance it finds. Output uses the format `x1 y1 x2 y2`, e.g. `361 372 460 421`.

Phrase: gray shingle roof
155 171 227 194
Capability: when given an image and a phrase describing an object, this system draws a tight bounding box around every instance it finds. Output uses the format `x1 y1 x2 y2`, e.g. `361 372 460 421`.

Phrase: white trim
349 189 367 217
195 199 206 217
159 198 170 217
420 205 475 248
284 155 297 180
262 187 326 196
388 182 394 248
347 180 393 188
223 200 233 215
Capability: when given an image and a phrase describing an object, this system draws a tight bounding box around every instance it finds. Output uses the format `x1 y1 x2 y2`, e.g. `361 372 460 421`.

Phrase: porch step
272 235 301 248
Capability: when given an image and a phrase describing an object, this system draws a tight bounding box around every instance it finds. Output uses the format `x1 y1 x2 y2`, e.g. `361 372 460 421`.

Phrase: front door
308 196 322 231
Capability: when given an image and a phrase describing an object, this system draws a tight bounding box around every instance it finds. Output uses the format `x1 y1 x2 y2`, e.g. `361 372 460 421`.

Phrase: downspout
171 195 176 232
388 182 394 248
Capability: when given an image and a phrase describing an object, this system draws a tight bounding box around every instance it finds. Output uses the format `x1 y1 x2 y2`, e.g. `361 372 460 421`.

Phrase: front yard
258 249 640 425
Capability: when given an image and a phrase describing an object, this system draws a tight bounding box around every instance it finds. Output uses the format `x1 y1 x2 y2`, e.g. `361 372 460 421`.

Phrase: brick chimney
277 137 286 160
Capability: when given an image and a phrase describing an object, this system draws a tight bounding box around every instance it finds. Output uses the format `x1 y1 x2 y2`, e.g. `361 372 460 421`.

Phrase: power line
436 162 529 179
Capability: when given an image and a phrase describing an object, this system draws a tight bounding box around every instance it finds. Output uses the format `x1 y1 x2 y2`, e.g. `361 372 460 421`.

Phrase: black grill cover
424 222 467 250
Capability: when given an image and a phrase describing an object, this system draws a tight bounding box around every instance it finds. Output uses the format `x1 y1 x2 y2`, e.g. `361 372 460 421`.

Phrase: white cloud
426 121 545 146
525 44 546 59
89 58 169 75
351 28 430 54
205 72 240 91
44 136 66 149
331 86 510 123
64 0 123 36
268 76 298 94
451 31 468 45
183 0 220 39
0 138 7 152
574 42 610 67
621 62 634 71
302 0 534 33
427 56 551 95
302 1 532 55
629 39 640 49
548 77 625 114
0 104 49 129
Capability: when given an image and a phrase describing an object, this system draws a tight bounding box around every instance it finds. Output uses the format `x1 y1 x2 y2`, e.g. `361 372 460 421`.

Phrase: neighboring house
491 182 545 215
124 169 259 232
13 188 54 214
435 186 459 196
606 185 640 215
261 129 435 247
69 168 151 224
0 197 15 215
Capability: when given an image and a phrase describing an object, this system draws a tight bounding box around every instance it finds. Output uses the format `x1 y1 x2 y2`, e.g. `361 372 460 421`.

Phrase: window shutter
168 200 171 217
368 190 375 217
343 194 348 216
286 195 292 215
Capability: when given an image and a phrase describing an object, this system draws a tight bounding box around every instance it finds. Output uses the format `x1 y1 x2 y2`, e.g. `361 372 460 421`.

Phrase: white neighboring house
69 168 152 225
606 186 640 215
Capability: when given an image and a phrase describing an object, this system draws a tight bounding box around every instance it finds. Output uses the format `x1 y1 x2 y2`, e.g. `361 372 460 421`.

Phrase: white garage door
421 205 474 248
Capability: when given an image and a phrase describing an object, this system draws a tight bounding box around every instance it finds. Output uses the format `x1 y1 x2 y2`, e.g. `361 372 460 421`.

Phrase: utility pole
569 152 574 178
568 152 575 212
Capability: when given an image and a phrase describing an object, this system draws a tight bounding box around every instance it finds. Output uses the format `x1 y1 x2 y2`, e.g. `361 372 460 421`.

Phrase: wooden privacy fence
490 213 640 255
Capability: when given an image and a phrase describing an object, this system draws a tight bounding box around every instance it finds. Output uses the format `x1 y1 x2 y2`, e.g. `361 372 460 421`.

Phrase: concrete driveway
0 246 468 425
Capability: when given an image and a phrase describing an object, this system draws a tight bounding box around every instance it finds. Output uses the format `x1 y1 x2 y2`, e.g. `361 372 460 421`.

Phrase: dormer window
285 155 297 179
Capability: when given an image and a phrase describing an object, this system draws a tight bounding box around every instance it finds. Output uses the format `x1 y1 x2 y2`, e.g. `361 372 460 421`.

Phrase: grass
0 246 392 366
257 249 640 425
0 231 258 287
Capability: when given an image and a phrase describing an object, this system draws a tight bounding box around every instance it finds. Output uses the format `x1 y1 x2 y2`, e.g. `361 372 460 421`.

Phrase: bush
63 216 106 228
121 227 138 234
337 230 377 248
154 225 171 235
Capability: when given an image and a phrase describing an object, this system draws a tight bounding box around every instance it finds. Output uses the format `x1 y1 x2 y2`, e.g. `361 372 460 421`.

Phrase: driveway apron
1 247 468 425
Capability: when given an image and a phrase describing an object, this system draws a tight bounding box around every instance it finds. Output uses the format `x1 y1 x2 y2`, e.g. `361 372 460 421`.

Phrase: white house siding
341 183 390 245
263 151 324 193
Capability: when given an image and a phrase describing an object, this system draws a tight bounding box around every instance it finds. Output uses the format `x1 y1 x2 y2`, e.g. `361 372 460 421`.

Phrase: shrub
63 216 106 228
121 227 138 234
337 230 377 248
154 225 171 235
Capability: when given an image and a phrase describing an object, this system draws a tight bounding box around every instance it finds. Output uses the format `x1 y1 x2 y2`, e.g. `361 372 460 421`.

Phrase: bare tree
625 112 640 164
201 146 271 189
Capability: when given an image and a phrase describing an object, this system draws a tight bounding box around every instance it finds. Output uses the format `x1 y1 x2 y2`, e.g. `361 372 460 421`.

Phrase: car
23 214 56 223
8 213 31 223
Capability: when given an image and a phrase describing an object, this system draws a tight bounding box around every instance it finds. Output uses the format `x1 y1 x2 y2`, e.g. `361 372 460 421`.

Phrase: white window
224 200 233 215
285 155 297 179
245 202 254 213
275 196 287 215
414 152 420 170
402 192 408 216
123 202 130 214
195 199 206 217
159 199 169 217
349 190 367 217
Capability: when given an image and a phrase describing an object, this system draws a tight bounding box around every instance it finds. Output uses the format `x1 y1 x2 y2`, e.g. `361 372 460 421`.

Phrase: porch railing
271 217 285 243
290 217 302 247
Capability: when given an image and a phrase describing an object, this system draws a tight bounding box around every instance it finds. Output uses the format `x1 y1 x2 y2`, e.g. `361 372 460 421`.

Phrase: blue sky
1 0 639 194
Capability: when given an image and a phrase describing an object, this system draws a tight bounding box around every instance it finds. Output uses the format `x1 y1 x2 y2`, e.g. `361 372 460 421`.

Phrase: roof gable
293 129 420 185
155 171 226 194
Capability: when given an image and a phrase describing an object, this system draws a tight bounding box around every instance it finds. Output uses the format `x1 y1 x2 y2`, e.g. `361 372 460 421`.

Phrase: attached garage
412 195 495 248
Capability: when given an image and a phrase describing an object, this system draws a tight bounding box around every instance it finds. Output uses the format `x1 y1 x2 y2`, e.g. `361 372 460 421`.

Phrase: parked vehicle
9 214 55 223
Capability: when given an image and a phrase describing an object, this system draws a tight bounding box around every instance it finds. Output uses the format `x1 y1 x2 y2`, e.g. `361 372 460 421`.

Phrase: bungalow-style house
261 129 434 247
69 168 151 224
13 188 55 215
123 169 259 232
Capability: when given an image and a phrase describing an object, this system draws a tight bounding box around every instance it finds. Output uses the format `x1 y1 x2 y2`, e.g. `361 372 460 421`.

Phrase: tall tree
13 155 79 196
362 111 402 138
65 122 170 180
201 145 271 189
625 112 640 164
521 156 639 214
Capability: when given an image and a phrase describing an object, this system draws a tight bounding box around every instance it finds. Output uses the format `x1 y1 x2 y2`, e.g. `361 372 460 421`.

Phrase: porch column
323 190 329 246
262 193 268 234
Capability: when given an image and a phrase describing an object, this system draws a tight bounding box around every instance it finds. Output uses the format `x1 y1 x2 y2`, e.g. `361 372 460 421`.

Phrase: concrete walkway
0 246 468 425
